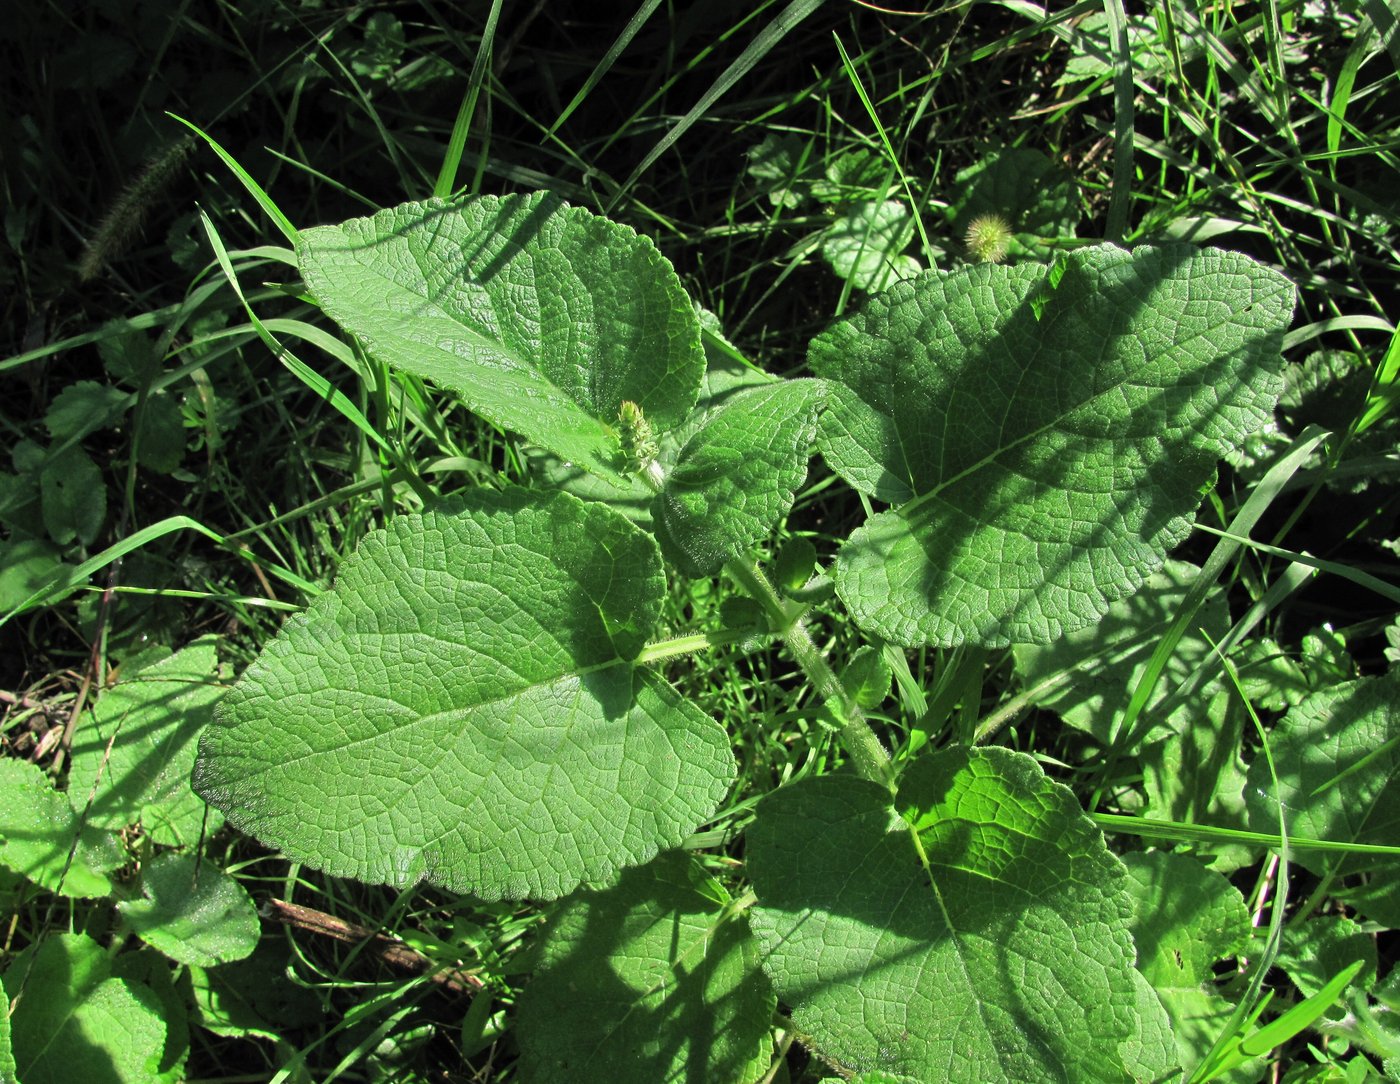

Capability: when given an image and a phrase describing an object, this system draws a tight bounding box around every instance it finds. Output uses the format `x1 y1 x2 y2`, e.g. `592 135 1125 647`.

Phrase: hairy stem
725 558 894 790
638 627 757 664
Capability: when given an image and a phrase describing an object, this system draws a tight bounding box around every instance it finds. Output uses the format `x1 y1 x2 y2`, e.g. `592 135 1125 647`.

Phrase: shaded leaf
187 945 322 1040
814 244 1292 647
746 132 813 208
1124 852 1260 1083
947 148 1079 259
516 852 774 1084
0 537 78 612
41 446 105 546
1014 560 1229 750
529 347 776 528
135 390 186 474
111 950 189 1083
44 380 127 441
68 637 225 847
194 488 734 900
1245 671 1400 926
1280 916 1377 1000
1 933 168 1084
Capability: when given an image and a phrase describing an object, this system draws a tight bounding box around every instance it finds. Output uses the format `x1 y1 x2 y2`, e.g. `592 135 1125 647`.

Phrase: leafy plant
177 188 1324 1082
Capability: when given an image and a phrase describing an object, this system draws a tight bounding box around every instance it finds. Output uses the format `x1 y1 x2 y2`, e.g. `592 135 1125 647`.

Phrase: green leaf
821 199 920 291
118 853 259 966
0 988 13 1084
194 488 735 900
1139 689 1254 873
135 391 186 474
0 758 125 898
1245 670 1400 925
746 747 1176 1081
41 445 105 546
773 537 818 595
1123 852 1260 1083
840 644 890 710
1013 560 1229 750
516 852 775 1084
814 244 1292 647
746 132 812 208
68 637 226 847
110 950 190 1083
1 933 169 1084
44 380 128 441
0 537 77 613
96 321 159 388
655 379 825 576
1279 916 1377 1000
810 148 891 204
528 348 777 529
296 193 705 484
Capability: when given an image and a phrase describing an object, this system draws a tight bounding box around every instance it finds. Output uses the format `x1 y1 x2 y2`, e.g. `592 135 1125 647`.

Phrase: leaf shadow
516 852 773 1082
834 243 1286 649
749 760 1153 1078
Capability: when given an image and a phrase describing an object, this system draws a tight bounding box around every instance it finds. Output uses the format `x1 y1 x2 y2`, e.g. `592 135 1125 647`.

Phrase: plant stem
725 558 894 790
638 628 757 664
624 453 891 785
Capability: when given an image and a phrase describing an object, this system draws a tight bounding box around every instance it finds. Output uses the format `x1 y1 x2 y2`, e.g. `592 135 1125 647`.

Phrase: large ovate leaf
746 747 1176 1081
1244 670 1400 925
297 192 705 484
68 637 225 847
656 378 825 576
1 933 169 1084
516 851 774 1084
812 244 1292 647
193 487 735 900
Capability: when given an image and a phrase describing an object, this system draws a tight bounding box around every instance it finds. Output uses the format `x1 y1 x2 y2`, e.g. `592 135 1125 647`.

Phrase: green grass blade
198 213 395 462
1355 322 1400 435
168 113 299 245
434 0 505 198
548 0 663 137
1100 0 1135 241
0 516 224 628
610 0 827 207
